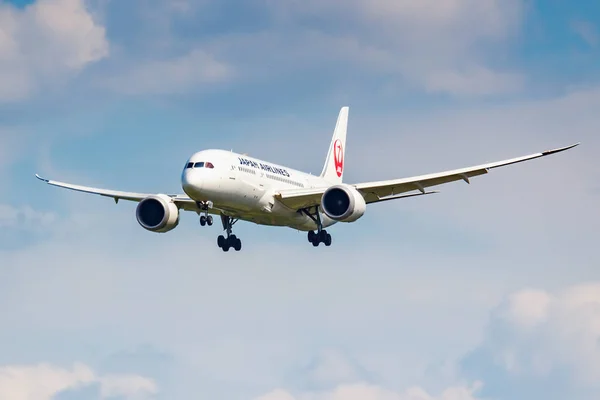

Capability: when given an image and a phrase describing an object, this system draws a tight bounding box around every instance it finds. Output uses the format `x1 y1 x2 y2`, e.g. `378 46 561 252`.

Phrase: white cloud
303 350 362 387
470 283 600 387
498 289 552 330
255 382 484 400
0 363 94 400
257 389 297 400
0 0 109 102
0 0 526 99
103 49 233 95
264 0 525 96
100 373 160 398
0 362 157 400
252 282 600 400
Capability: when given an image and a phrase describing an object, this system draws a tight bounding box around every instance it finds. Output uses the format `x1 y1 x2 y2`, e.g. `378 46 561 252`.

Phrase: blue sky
0 0 599 399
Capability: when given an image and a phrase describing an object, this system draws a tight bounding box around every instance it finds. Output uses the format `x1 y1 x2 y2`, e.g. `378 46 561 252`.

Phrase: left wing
35 174 199 211
275 143 579 210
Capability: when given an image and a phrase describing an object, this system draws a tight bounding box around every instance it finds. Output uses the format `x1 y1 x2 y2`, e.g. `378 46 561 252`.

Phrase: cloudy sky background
0 0 599 399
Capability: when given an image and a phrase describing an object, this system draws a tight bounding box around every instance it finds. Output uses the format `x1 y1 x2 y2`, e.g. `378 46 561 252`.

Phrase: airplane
36 107 579 252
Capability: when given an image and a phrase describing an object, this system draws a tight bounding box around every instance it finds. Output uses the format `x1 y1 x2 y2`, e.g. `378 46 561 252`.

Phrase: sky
0 0 599 399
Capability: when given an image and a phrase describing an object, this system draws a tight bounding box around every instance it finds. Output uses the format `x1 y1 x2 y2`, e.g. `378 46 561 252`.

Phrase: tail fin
320 106 349 183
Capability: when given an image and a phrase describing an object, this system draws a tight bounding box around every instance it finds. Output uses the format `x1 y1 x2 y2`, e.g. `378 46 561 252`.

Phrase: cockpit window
188 161 214 169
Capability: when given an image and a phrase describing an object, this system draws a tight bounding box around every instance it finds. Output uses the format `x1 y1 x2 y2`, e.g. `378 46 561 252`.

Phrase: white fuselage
181 149 336 231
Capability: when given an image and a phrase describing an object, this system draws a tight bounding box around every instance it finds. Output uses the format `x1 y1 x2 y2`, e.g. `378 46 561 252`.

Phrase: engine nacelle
136 194 180 233
321 184 366 223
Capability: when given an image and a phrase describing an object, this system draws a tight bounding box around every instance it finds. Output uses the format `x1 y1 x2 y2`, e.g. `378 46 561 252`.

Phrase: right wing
274 143 579 209
355 143 579 204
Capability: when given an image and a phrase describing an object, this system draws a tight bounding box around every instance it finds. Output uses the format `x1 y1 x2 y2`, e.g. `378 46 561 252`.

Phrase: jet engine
136 194 180 233
321 184 366 222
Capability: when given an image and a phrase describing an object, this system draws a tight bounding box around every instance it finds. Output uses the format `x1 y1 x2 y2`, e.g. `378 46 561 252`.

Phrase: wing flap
364 190 440 204
274 187 328 210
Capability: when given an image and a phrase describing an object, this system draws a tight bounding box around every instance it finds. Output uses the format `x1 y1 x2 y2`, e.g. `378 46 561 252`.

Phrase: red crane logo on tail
333 139 344 177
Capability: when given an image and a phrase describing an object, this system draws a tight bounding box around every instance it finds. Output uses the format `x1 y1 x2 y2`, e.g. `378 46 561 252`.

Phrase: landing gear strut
197 201 213 226
217 215 242 252
302 206 332 247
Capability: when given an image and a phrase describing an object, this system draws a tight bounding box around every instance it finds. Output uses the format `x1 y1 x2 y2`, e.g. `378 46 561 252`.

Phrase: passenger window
205 162 214 169
194 162 205 168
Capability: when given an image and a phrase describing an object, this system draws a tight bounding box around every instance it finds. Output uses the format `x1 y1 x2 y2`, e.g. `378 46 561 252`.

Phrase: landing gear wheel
200 215 213 227
312 238 320 247
220 236 241 252
319 230 328 242
308 231 316 243
233 238 242 251
324 233 332 247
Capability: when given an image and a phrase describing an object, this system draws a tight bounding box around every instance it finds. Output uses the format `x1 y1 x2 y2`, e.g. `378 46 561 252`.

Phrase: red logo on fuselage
333 139 343 177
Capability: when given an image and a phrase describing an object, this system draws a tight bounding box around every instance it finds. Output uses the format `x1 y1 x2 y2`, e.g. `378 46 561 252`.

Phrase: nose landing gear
197 201 214 226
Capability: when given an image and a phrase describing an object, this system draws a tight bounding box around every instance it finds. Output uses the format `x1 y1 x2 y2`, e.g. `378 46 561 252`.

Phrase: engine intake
136 194 180 233
321 184 366 222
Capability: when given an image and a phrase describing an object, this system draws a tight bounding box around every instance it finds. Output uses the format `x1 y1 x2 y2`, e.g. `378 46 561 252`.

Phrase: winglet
541 142 580 156
35 174 49 183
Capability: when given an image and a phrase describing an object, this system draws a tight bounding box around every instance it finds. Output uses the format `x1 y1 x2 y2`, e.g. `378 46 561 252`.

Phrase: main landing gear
301 206 332 247
217 215 242 252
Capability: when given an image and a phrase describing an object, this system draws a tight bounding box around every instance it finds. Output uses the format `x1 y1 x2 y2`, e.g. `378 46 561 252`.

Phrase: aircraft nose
181 170 204 198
